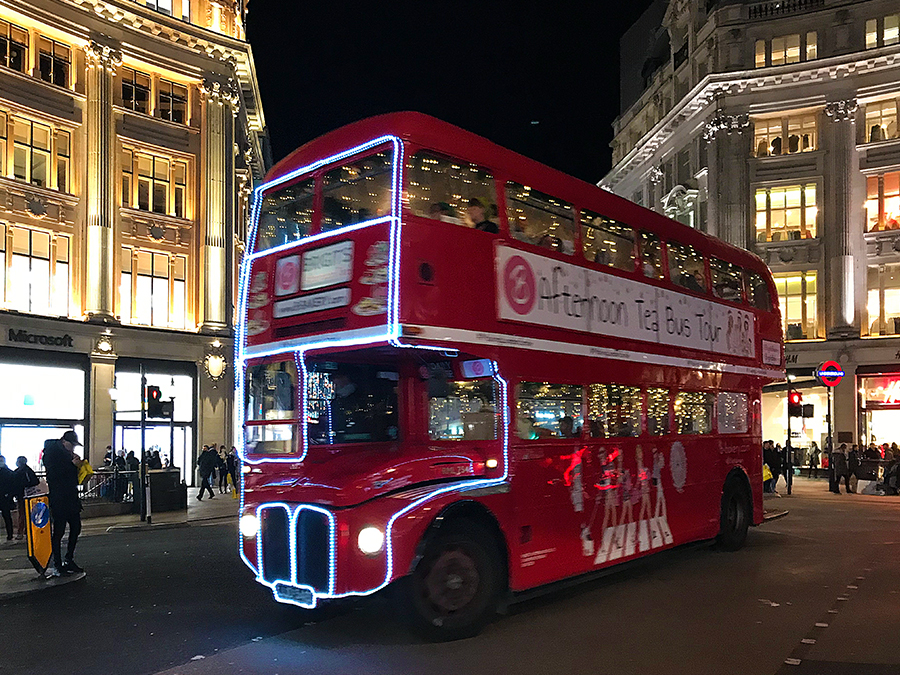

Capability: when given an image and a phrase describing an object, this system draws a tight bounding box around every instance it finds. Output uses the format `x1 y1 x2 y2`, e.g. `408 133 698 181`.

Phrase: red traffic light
788 391 802 405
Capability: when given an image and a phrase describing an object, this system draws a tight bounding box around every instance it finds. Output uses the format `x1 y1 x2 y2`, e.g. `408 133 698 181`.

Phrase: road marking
784 658 802 666
801 638 816 644
815 622 829 627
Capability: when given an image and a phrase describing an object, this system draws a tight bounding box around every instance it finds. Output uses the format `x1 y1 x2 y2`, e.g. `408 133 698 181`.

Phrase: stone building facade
602 0 900 454
0 0 268 481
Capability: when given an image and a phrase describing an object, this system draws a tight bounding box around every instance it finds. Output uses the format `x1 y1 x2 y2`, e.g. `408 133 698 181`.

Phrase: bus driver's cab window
245 359 297 455
516 383 583 439
429 378 498 441
405 151 496 229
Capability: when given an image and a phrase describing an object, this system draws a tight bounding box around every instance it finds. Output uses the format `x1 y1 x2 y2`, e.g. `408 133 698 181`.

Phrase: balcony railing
749 0 824 20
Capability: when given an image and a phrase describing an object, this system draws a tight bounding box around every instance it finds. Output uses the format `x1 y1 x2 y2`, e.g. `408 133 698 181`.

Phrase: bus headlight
357 526 385 555
240 514 260 538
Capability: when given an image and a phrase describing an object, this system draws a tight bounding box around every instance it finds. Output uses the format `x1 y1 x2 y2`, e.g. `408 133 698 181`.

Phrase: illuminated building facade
0 0 268 480
602 0 900 455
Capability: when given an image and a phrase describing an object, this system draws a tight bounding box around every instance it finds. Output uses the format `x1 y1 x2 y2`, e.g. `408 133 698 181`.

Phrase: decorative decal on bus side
352 240 389 316
496 246 755 359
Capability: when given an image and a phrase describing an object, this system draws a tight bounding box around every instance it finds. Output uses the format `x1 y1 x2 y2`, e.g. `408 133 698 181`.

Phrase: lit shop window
406 151 495 227
6 227 69 316
506 182 575 254
581 211 635 271
586 383 641 438
38 37 70 88
753 114 816 156
321 150 393 232
867 264 900 336
10 118 68 192
755 185 817 241
158 79 188 124
674 391 713 435
865 100 898 143
717 392 748 434
122 67 151 115
865 172 900 232
866 15 899 49
773 271 818 341
0 20 28 73
120 248 187 329
121 148 189 217
516 383 583 440
429 379 498 441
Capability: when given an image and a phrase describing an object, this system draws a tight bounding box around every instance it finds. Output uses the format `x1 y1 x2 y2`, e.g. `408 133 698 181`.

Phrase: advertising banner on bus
496 246 754 359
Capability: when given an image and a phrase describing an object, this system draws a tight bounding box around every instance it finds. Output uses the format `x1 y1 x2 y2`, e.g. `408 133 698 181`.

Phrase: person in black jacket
217 446 229 494
0 456 15 541
42 430 84 576
13 456 39 540
196 445 216 500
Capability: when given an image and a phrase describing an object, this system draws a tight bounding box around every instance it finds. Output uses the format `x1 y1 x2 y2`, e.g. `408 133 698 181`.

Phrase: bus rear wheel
717 478 751 551
403 522 502 641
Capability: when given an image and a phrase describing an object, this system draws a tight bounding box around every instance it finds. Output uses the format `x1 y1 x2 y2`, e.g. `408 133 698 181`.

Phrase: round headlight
239 514 260 538
357 526 385 555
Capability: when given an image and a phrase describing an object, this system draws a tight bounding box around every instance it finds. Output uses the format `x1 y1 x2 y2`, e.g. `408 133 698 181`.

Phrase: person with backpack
13 456 39 540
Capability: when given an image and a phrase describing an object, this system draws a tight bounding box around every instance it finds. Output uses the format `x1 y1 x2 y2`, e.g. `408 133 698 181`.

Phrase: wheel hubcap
423 547 480 613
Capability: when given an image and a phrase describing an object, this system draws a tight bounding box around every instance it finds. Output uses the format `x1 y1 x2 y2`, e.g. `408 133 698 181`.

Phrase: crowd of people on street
196 445 238 501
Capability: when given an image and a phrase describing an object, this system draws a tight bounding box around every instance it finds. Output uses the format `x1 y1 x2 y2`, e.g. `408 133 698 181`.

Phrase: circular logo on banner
503 256 537 316
30 501 50 529
275 256 300 296
471 361 485 376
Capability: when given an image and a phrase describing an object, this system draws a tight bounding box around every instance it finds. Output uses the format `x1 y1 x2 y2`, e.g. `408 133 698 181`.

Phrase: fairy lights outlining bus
235 112 784 640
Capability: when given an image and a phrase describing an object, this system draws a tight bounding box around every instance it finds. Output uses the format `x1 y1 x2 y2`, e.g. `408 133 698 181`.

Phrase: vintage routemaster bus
236 112 784 640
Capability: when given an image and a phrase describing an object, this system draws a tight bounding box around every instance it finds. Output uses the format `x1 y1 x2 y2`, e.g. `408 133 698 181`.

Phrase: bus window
255 178 315 252
717 392 748 434
321 150 393 232
710 257 744 303
516 383 583 439
406 151 495 229
586 383 641 438
639 231 664 279
646 387 670 436
668 241 707 293
506 182 575 254
245 359 298 455
305 361 399 445
674 391 713 435
745 270 772 311
429 378 498 441
581 210 635 272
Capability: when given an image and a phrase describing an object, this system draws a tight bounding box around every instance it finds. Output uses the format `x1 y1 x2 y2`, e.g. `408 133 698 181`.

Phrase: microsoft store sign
7 328 75 349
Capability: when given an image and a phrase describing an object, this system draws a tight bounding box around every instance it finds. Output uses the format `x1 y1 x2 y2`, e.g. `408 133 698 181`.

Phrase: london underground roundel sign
816 360 844 387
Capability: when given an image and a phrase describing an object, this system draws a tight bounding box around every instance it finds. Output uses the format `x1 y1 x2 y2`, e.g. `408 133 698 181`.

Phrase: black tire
400 521 503 641
717 477 751 551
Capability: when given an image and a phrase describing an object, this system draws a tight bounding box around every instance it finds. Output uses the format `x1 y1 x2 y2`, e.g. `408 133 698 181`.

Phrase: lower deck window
587 383 641 438
516 382 583 439
674 391 713 434
430 379 498 441
717 392 749 434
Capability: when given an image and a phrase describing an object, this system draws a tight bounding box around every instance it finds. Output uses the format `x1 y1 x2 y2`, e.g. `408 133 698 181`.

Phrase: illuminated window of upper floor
755 184 817 242
867 15 899 49
755 32 817 68
122 67 151 115
0 20 28 74
121 147 189 218
158 79 188 124
773 271 819 341
864 99 898 143
38 37 70 88
867 263 900 337
753 113 817 156
120 246 187 329
1 224 70 317
2 113 71 193
866 171 900 232
145 0 173 16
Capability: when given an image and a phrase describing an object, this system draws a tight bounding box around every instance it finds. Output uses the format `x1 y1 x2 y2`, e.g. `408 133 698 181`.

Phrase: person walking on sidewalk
0 456 15 541
226 447 238 493
42 430 85 576
217 446 229 494
196 445 216 500
830 443 850 494
807 442 821 478
13 456 39 539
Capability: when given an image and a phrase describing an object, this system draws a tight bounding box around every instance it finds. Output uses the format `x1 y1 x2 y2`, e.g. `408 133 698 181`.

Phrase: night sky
246 1 655 184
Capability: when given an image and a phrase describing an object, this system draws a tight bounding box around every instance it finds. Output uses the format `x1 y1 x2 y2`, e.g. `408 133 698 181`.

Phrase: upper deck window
745 270 772 312
668 241 706 294
321 150 393 233
581 211 635 272
406 151 496 230
710 258 744 303
639 232 664 280
255 178 315 252
506 183 574 254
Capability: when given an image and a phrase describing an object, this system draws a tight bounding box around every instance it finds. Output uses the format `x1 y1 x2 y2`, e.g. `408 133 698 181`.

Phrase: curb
0 570 87 601
105 514 234 533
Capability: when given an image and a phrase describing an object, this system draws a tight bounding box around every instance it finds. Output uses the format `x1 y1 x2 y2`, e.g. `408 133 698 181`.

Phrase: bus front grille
259 506 291 585
295 509 330 592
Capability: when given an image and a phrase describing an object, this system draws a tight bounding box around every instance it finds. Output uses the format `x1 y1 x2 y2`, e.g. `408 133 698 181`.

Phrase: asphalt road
1 477 898 675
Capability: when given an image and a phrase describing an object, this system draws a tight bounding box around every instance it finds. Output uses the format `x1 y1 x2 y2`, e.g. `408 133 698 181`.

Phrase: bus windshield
306 360 399 445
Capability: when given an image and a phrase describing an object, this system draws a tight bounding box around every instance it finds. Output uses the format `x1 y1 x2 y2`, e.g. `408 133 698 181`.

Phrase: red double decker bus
236 112 784 639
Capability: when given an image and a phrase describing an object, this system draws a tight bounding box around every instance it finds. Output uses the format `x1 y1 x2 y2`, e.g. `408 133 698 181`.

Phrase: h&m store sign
6 328 75 349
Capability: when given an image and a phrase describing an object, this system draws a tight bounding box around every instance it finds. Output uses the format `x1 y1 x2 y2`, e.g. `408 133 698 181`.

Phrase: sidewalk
0 488 240 600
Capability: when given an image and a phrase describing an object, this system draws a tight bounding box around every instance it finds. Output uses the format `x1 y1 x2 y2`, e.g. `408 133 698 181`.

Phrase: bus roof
265 112 769 278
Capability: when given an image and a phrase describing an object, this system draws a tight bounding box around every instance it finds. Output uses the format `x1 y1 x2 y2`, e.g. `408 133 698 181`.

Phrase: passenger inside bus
428 202 462 224
466 198 499 233
559 415 581 438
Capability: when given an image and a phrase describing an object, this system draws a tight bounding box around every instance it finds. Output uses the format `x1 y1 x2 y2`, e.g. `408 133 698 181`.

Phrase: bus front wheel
717 477 751 551
402 521 502 641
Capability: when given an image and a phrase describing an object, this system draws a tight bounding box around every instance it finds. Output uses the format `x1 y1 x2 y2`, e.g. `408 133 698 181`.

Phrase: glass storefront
761 384 829 465
859 374 900 449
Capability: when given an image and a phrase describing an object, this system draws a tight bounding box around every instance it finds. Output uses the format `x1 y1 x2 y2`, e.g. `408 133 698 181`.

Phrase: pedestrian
42 430 85 576
830 443 850 494
848 444 861 493
808 442 821 478
13 456 39 540
765 441 782 494
217 445 229 494
227 447 238 492
0 456 15 542
196 445 216 500
149 450 163 470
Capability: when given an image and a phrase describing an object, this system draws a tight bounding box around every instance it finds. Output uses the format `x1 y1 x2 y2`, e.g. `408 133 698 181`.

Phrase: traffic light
787 390 803 417
146 385 172 419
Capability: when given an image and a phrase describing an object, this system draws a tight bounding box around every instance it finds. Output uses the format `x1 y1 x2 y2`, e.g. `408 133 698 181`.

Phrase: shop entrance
113 423 193 485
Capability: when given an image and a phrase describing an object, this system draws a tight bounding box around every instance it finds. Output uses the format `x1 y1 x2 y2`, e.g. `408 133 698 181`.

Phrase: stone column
823 99 859 337
83 42 122 322
89 354 117 466
706 112 750 249
199 78 238 332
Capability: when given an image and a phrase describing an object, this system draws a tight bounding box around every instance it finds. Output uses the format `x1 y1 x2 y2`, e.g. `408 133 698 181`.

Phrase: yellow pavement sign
25 495 52 574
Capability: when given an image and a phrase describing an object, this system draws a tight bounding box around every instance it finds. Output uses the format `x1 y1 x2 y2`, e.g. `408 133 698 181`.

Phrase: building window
145 0 173 16
755 39 766 68
6 227 68 316
773 271 818 340
867 264 900 336
121 148 190 218
755 184 817 241
158 80 187 124
771 34 801 66
120 247 187 329
757 33 816 67
12 118 51 189
867 15 900 49
122 67 151 115
56 130 70 193
0 20 28 73
865 100 898 143
753 113 816 156
865 172 900 232
0 112 6 175
806 32 817 60
38 37 70 88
